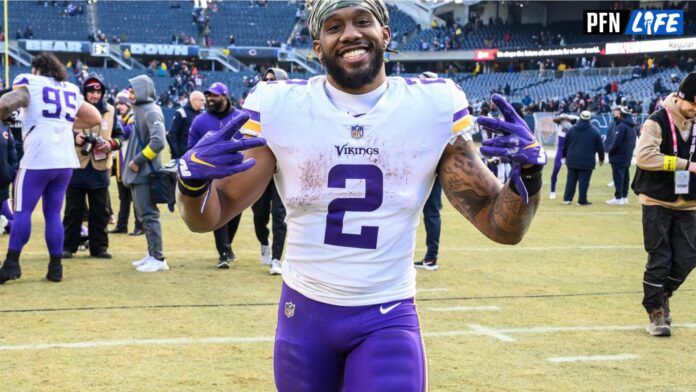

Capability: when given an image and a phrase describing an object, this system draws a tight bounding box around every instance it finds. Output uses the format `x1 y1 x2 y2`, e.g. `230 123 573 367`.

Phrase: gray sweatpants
130 183 164 260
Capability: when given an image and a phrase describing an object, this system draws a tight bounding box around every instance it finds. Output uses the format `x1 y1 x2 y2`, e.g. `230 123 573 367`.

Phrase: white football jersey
12 73 83 169
242 76 473 306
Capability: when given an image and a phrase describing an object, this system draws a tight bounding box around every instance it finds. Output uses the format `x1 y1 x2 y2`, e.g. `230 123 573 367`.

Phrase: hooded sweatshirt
122 75 166 187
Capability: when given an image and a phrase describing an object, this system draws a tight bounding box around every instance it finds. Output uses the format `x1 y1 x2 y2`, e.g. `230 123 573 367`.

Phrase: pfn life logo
583 10 683 35
626 10 683 35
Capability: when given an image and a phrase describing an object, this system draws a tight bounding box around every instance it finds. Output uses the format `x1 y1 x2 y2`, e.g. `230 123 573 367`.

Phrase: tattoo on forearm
441 137 540 244
0 89 29 119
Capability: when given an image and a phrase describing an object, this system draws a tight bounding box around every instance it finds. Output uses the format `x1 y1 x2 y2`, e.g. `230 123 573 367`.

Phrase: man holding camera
633 72 696 336
63 75 124 259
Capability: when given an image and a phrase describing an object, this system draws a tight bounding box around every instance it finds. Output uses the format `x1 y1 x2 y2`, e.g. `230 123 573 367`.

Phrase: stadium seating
97 1 296 46
3 2 88 41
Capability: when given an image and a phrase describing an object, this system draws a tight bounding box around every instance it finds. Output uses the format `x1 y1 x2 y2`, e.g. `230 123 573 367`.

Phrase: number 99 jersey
12 73 83 169
242 76 473 306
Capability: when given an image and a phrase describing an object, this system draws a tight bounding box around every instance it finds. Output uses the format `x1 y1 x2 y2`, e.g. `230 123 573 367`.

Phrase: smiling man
177 0 545 390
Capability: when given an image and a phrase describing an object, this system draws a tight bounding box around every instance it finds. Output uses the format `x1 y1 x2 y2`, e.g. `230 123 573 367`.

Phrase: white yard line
427 306 500 312
2 323 695 351
547 354 639 363
0 336 274 351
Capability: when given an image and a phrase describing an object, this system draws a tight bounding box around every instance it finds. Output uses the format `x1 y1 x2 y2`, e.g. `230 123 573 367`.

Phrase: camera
81 133 99 156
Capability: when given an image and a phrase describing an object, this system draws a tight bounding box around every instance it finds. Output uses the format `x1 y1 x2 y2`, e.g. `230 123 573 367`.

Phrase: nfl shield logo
351 125 364 139
284 302 295 318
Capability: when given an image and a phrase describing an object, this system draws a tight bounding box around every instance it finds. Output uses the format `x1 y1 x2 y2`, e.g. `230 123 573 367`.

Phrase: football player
0 53 101 284
177 1 546 390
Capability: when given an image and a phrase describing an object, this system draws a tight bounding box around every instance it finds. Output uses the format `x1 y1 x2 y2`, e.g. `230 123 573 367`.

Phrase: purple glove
178 110 266 181
477 94 547 203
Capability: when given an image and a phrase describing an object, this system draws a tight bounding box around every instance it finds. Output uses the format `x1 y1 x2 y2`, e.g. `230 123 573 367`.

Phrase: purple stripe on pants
274 283 426 392
9 168 72 256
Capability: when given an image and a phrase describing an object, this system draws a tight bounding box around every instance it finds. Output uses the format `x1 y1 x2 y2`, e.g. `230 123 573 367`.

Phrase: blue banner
122 43 199 57
21 40 90 53
227 46 279 58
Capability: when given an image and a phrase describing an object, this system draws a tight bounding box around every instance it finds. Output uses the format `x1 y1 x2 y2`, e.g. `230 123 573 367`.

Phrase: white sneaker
605 198 622 205
621 198 629 205
0 215 7 235
260 245 271 265
549 192 556 200
269 259 282 275
136 258 169 272
132 255 153 267
606 181 614 188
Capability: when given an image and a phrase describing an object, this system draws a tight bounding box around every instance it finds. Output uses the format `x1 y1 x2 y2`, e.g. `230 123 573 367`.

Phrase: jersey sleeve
240 83 264 137
12 74 31 90
448 80 474 135
73 84 85 110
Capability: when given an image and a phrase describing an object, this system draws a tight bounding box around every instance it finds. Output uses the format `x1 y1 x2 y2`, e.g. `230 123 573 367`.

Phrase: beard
207 99 225 113
323 43 384 91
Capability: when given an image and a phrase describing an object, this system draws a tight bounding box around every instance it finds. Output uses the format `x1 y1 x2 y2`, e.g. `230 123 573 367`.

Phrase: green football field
0 163 694 391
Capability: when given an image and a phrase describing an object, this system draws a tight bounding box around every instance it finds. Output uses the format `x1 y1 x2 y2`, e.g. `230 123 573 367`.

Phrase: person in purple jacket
187 82 242 269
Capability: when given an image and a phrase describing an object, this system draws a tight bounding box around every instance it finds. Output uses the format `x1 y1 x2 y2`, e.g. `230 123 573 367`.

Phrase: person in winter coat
562 110 605 205
109 89 143 236
62 74 125 259
0 89 18 234
605 106 638 205
167 90 204 160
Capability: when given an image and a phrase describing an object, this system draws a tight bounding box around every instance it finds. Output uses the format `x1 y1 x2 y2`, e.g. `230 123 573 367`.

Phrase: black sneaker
46 263 62 282
129 228 144 236
109 227 127 234
646 308 671 336
91 251 112 259
414 258 439 271
217 255 231 269
663 292 672 326
0 261 21 284
62 250 74 259
577 202 593 206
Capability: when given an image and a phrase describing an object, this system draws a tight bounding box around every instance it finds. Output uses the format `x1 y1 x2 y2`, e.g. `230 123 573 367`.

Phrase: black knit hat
677 72 696 103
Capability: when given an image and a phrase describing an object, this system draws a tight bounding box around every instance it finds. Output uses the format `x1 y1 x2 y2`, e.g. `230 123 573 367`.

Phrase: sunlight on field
0 164 693 391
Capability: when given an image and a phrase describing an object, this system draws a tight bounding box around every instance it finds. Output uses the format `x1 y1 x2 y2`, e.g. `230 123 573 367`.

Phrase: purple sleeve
187 117 203 149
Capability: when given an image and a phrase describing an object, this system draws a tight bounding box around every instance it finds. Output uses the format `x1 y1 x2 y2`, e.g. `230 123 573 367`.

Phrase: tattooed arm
0 88 29 120
438 137 541 245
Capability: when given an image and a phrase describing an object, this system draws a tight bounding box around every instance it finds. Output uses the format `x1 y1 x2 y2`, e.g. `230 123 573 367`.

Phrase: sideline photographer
633 72 696 336
63 75 124 259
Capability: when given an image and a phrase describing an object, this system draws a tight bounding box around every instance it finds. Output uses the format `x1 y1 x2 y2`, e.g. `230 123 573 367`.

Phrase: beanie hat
116 90 131 106
677 72 696 103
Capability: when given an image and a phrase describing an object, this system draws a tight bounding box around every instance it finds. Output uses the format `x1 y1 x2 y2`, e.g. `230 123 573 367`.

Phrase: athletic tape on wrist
510 165 543 197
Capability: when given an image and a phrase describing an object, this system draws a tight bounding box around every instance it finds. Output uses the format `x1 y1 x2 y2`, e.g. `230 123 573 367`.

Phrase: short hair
31 52 67 82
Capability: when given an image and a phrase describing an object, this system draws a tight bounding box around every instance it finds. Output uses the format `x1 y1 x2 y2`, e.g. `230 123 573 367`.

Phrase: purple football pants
9 168 72 256
274 283 427 392
550 136 565 193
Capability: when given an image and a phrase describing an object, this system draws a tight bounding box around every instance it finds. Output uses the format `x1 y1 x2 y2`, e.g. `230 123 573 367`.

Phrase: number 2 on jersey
42 87 77 122
324 164 383 249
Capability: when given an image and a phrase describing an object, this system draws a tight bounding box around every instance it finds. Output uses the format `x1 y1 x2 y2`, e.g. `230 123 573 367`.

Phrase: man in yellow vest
62 74 125 259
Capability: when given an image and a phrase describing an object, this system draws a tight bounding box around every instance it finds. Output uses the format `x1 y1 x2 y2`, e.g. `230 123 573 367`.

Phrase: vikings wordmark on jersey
242 76 473 306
